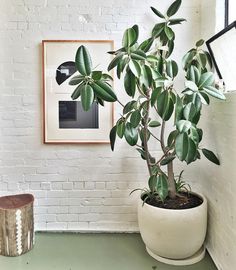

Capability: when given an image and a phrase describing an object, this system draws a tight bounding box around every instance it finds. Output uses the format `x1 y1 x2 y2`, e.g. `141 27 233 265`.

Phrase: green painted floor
0 233 217 270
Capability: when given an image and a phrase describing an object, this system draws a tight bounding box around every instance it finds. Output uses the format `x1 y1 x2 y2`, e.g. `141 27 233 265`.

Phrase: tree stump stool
0 194 34 257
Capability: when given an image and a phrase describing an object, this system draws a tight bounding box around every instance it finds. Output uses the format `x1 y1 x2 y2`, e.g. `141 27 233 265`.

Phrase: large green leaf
148 175 158 192
122 27 137 48
124 122 138 146
185 138 197 164
69 75 84 85
156 174 168 201
110 125 117 151
152 23 165 38
198 72 214 89
164 25 175 40
187 66 200 85
116 119 126 138
160 155 176 166
91 71 102 81
169 18 186 25
167 0 182 17
150 6 165 18
202 148 220 165
108 53 124 71
151 87 161 107
167 130 178 148
183 103 196 121
130 110 141 128
124 70 136 97
80 84 94 111
131 50 146 61
129 60 141 77
175 132 189 161
141 65 152 87
185 80 198 92
71 83 84 100
175 95 183 123
138 38 154 52
91 81 117 102
75 45 92 76
166 60 178 78
156 91 168 118
176 120 192 133
203 86 226 100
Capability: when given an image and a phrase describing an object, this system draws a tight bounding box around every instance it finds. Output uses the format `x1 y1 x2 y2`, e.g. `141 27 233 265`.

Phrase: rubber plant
69 0 225 203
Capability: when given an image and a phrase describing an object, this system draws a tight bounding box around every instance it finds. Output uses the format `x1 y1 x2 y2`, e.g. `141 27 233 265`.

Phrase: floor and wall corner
0 0 235 269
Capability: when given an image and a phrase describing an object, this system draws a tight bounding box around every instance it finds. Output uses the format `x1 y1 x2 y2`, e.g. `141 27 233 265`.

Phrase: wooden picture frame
206 21 236 91
42 40 114 144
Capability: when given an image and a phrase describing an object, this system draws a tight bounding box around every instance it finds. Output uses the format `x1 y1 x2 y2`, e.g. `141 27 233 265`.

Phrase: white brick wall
0 0 201 232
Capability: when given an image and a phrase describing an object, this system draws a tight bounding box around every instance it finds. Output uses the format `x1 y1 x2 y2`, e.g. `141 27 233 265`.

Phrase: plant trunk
167 161 177 199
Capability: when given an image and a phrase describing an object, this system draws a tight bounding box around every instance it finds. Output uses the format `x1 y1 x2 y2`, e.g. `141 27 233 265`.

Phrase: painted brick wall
0 0 201 232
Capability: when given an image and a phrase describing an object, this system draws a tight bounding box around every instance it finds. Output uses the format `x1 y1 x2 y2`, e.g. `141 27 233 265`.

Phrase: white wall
0 0 201 232
199 1 236 269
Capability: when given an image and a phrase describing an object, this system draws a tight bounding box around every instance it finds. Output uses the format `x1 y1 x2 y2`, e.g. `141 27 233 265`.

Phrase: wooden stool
0 194 34 257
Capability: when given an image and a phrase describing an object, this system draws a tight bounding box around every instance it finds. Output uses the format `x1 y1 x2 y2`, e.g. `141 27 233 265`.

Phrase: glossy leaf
149 121 161 128
138 38 154 52
91 81 117 102
75 45 92 76
196 39 204 47
152 23 165 38
156 174 168 201
124 122 138 146
164 25 175 40
169 18 186 25
130 110 141 128
81 84 94 111
175 132 189 161
199 72 214 89
124 70 136 97
129 60 141 77
167 130 178 148
167 0 182 17
108 53 124 71
148 175 157 192
110 125 117 151
203 86 226 100
175 95 183 123
141 65 152 87
71 83 84 100
122 27 137 48
116 119 126 138
176 120 192 133
160 155 176 166
150 6 165 18
91 71 102 81
187 66 200 85
69 75 84 85
151 87 161 107
202 148 220 165
185 138 197 164
131 50 146 61
183 103 196 121
166 60 178 78
185 80 198 91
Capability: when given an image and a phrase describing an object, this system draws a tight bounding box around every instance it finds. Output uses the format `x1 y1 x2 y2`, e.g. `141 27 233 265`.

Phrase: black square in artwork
59 101 99 129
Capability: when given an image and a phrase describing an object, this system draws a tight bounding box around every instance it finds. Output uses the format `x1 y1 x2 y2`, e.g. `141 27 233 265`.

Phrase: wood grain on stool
0 194 34 257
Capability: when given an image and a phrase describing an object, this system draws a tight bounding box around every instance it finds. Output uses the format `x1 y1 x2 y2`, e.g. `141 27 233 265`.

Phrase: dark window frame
225 0 229 27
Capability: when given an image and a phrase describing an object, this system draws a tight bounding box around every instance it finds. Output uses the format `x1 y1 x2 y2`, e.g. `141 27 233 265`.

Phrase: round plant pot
138 192 207 266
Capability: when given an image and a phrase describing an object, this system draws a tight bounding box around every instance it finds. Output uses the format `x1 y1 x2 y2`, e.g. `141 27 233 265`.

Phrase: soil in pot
145 192 203 210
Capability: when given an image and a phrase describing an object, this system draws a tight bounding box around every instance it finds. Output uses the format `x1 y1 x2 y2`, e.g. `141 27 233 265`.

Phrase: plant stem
143 91 152 177
160 120 166 152
167 160 177 199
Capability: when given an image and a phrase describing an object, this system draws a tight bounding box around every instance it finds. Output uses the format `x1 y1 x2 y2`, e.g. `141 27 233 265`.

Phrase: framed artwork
42 40 114 144
206 21 236 91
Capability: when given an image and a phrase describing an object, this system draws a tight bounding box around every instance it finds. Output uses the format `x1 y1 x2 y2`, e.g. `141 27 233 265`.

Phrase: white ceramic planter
138 192 207 265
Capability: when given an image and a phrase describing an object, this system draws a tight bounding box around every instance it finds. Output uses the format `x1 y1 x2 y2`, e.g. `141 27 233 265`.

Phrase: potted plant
69 0 225 265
